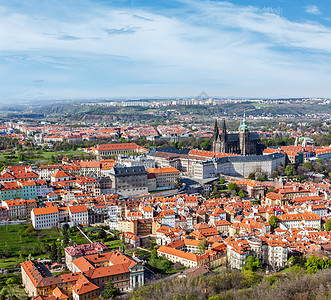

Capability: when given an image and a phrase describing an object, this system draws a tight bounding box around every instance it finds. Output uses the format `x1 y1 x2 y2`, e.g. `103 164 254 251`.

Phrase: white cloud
305 5 321 15
0 0 331 99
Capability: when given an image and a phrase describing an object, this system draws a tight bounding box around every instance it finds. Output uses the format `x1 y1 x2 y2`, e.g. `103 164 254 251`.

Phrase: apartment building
31 206 59 230
68 205 89 226
157 244 226 268
50 170 72 183
226 236 288 271
2 198 36 219
279 212 321 229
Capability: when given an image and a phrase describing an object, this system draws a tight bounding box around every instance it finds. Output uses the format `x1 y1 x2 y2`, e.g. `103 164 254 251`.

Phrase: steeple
220 119 228 153
221 119 228 142
239 110 249 131
213 119 219 140
221 119 227 134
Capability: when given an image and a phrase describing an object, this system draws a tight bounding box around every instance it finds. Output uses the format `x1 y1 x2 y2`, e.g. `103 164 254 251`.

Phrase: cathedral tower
220 119 228 153
212 119 220 152
239 112 250 155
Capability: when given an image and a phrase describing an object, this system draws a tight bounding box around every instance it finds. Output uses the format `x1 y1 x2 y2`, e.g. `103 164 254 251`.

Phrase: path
76 226 93 243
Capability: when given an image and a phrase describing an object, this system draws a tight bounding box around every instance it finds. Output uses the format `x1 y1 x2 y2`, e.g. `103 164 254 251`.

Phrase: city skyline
1 0 331 100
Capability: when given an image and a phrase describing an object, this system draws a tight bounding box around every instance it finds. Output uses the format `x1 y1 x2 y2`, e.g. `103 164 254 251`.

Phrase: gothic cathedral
212 113 263 155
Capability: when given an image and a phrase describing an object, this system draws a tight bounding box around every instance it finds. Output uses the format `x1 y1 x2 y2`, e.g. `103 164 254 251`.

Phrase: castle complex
212 113 263 155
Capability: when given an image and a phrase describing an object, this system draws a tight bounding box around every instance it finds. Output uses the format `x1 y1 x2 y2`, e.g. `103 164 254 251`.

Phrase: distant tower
213 119 219 141
220 119 228 153
239 111 250 155
212 119 221 152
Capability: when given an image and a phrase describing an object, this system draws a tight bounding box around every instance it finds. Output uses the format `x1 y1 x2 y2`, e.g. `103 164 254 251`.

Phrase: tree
103 281 120 299
277 165 285 176
270 170 278 179
51 154 57 163
198 239 207 254
248 172 255 180
50 241 57 262
297 175 305 183
200 139 211 151
151 249 157 259
177 140 184 149
313 161 323 173
149 240 156 250
305 255 322 274
287 255 306 268
5 277 16 285
228 183 238 191
57 247 62 263
17 152 25 161
266 186 275 194
284 165 294 177
303 161 313 171
219 178 225 185
98 229 107 241
174 177 182 189
325 219 331 231
268 215 280 229
62 223 69 233
238 189 245 198
63 233 69 246
242 256 264 272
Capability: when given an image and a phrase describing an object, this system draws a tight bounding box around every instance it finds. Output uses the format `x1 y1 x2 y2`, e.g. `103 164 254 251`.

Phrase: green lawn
0 225 88 269
147 257 180 275
0 149 86 164
41 150 85 159
103 239 123 251
126 248 150 257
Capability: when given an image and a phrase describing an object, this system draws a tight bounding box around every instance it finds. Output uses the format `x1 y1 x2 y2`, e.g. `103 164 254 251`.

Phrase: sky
1 0 331 101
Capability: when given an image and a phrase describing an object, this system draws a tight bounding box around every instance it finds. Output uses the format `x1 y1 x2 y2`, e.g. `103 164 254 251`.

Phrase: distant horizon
1 95 330 105
1 0 331 101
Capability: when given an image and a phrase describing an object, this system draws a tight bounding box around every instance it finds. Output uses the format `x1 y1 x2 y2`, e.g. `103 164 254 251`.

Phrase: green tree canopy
242 256 264 272
228 183 238 191
174 177 182 189
266 186 275 194
284 165 294 177
238 189 245 198
198 239 208 254
325 219 331 231
98 228 107 240
200 139 211 151
151 249 158 259
103 281 120 299
268 215 280 229
270 170 279 179
177 140 184 149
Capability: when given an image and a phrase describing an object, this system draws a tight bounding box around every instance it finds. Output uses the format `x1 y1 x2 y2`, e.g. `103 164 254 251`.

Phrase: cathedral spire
213 119 219 139
222 119 226 133
239 110 249 131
